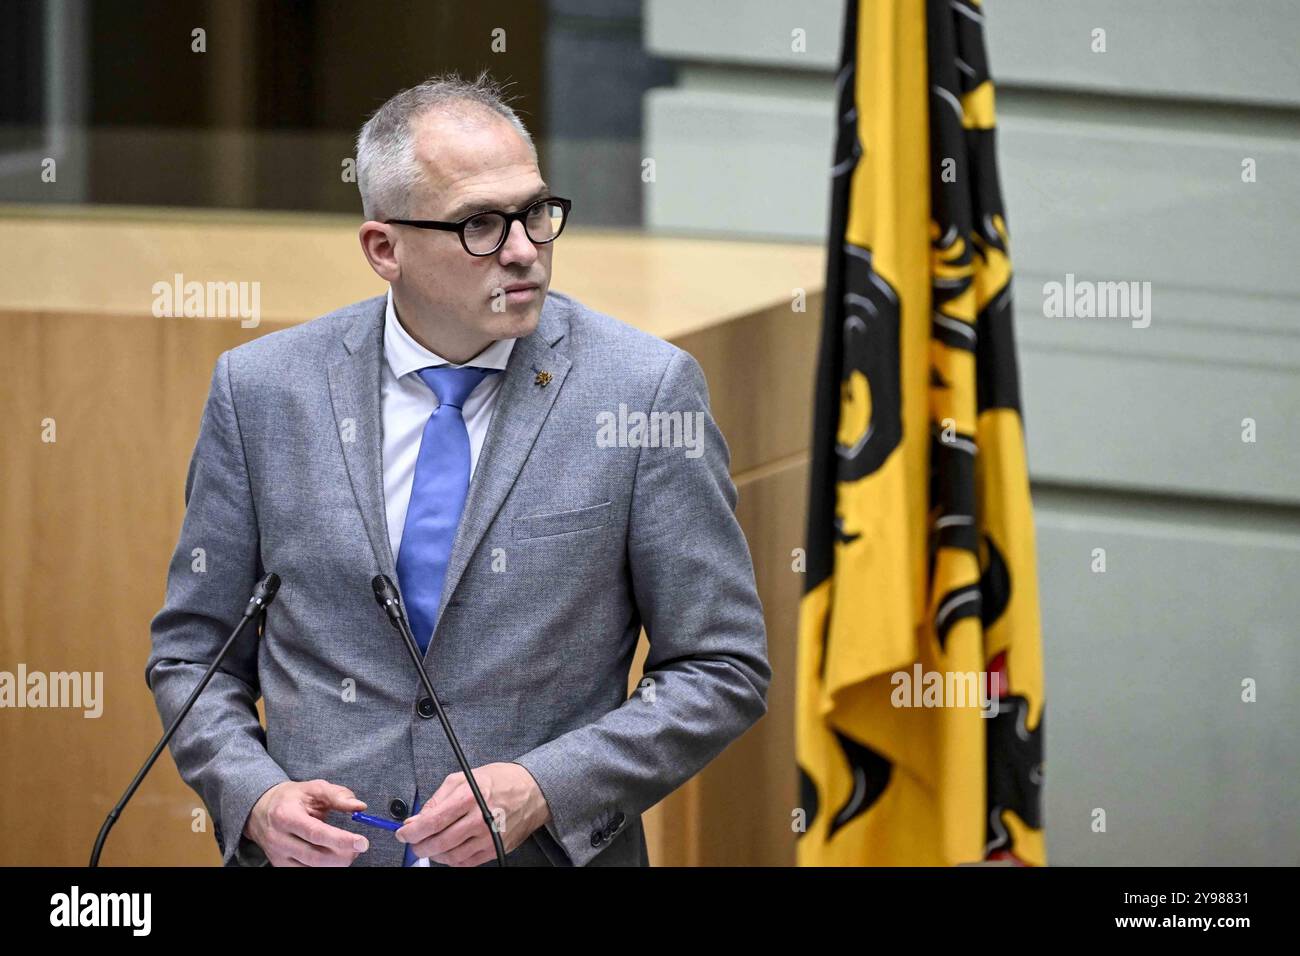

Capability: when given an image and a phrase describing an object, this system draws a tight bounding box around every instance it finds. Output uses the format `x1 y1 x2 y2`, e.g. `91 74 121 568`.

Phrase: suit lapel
327 293 573 649
328 296 398 586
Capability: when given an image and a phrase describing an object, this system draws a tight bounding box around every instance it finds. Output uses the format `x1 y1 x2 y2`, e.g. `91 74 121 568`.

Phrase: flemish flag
795 0 1045 866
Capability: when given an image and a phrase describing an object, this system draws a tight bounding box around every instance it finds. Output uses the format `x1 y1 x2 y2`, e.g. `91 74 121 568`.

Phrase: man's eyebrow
445 186 550 221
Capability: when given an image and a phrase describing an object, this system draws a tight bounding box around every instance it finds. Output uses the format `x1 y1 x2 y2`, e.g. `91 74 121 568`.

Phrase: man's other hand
396 762 551 866
244 779 370 866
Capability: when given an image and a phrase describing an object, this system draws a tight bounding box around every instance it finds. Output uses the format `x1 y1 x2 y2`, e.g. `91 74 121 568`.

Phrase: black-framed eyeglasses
385 196 573 257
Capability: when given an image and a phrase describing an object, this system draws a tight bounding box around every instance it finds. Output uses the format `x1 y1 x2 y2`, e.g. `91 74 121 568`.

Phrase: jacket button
417 697 436 718
590 830 603 847
390 798 409 819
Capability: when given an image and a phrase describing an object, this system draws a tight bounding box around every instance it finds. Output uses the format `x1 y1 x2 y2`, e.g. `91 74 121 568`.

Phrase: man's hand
244 779 370 867
396 762 551 866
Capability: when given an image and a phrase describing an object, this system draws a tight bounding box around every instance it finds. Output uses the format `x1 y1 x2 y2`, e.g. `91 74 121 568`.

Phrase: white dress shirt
381 288 515 865
381 286 515 565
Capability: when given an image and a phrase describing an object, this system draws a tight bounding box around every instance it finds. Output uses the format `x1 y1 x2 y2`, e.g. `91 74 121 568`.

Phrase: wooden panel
0 309 284 865
694 457 808 865
0 205 824 344
635 457 809 866
675 293 822 476
626 311 822 864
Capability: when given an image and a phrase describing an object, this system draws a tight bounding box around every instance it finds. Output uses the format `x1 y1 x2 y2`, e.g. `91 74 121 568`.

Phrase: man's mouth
501 282 540 303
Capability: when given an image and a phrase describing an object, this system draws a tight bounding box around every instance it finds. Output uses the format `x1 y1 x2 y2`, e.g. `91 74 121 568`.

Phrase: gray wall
645 0 1300 865
544 0 675 227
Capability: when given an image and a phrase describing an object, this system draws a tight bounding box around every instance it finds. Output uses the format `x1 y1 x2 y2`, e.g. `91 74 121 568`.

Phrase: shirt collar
383 286 515 381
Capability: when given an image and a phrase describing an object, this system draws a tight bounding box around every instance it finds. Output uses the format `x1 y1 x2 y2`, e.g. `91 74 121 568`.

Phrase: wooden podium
0 205 824 866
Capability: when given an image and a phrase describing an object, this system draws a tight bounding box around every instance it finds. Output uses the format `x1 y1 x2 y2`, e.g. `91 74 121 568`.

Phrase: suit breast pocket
513 500 612 541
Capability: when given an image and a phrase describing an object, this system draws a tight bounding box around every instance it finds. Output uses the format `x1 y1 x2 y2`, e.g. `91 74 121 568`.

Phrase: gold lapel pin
534 370 552 387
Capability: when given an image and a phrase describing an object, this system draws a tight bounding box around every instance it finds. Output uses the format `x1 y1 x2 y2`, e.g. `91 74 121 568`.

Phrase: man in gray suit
145 72 770 867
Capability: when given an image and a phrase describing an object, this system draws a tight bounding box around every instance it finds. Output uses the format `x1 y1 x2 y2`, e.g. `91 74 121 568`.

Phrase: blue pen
352 811 403 832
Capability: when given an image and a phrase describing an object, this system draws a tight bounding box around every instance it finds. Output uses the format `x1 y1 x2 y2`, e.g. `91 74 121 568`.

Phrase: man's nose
497 219 538 266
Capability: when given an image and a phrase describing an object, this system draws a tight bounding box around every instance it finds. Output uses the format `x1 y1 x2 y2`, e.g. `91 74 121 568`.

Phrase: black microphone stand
89 573 282 867
371 574 508 867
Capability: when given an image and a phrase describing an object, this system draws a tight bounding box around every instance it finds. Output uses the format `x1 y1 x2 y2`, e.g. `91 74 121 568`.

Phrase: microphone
371 574 508 867
91 572 282 866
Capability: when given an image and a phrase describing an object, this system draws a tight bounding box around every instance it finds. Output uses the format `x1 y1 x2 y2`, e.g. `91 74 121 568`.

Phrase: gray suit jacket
145 290 770 866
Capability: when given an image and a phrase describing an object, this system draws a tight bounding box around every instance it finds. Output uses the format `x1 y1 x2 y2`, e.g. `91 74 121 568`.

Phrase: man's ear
359 222 401 282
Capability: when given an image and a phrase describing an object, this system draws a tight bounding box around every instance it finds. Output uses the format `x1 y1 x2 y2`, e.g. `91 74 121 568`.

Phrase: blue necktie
395 364 498 867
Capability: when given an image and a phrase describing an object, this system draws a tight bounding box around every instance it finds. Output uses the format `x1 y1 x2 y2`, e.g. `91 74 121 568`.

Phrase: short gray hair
355 69 537 222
